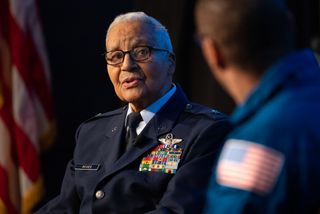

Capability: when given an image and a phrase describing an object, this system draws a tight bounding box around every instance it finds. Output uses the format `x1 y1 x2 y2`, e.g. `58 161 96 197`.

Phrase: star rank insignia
139 133 183 174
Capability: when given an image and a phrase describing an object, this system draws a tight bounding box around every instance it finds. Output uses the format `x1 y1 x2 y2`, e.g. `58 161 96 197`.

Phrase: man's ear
168 54 176 75
201 37 225 70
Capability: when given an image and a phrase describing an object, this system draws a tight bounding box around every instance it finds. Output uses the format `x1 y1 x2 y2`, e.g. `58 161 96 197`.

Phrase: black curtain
37 0 319 207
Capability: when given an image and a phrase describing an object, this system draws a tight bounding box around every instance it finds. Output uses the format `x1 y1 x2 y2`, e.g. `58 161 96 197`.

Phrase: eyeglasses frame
105 46 174 66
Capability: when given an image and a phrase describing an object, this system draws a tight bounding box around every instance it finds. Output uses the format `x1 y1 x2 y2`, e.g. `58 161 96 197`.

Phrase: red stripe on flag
0 165 19 214
13 123 41 182
0 69 41 183
0 94 19 170
0 75 19 167
0 103 40 184
9 14 53 120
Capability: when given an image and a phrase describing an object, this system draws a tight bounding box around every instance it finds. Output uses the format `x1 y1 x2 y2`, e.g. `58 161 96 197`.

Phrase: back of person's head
106 12 174 53
196 0 295 73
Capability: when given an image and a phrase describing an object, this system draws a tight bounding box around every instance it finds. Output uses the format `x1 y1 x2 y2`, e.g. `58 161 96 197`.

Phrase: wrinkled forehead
106 21 160 50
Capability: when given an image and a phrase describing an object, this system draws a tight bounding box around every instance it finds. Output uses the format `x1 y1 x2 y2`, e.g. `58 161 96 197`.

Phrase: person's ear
168 53 176 65
168 53 176 75
201 37 225 71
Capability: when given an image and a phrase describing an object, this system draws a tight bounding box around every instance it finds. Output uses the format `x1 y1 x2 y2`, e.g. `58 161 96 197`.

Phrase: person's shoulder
82 106 126 124
184 102 227 121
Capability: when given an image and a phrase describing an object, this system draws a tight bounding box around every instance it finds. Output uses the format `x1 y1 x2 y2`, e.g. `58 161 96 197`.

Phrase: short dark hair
196 0 294 72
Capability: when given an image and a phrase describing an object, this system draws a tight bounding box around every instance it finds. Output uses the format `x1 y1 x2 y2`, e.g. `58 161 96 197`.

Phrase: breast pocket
143 171 174 195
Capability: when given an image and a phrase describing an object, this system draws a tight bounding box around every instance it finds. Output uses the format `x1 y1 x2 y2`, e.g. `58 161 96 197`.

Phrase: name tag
75 164 100 171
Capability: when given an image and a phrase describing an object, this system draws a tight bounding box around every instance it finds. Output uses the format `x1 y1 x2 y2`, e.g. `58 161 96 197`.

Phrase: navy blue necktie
125 112 142 151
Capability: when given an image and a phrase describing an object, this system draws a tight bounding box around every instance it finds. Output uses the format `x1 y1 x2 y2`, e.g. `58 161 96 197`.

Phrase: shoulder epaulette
184 103 226 120
82 107 125 124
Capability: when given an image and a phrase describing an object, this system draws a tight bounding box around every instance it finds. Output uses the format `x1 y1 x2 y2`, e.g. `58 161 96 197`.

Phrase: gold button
95 190 105 199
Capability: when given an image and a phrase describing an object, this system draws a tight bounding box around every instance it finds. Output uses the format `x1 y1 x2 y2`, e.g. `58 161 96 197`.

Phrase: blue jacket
205 49 320 213
36 87 230 214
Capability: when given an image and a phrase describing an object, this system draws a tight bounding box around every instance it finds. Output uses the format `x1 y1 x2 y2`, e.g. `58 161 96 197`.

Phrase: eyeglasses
105 46 172 66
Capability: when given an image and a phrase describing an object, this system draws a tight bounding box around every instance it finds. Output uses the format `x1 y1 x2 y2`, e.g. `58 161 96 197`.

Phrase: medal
139 133 183 174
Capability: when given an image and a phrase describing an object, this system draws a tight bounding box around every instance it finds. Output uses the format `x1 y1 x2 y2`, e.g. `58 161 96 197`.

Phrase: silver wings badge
158 133 183 146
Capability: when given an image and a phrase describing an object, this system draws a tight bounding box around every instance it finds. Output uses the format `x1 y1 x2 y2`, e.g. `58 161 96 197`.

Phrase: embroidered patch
216 139 284 195
139 134 183 174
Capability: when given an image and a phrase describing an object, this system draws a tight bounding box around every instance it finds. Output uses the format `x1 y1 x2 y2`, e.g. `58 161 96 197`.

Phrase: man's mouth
122 77 142 89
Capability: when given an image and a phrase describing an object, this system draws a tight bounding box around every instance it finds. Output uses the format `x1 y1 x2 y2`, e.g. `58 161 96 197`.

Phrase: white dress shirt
126 84 176 135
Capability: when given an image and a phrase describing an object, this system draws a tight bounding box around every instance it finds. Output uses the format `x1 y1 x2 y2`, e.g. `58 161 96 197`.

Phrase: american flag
216 139 284 195
0 0 55 213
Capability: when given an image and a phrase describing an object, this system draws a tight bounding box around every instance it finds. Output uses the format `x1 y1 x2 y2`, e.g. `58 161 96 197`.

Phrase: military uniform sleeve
34 160 80 214
34 122 87 214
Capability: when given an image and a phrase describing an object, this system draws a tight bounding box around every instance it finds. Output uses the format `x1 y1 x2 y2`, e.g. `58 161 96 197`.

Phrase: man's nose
121 53 137 71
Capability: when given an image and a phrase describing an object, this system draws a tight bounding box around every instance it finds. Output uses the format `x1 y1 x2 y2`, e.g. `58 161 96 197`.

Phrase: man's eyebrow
107 44 151 52
106 37 153 51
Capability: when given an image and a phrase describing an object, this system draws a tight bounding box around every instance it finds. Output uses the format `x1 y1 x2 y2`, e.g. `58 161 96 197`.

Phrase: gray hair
106 12 174 53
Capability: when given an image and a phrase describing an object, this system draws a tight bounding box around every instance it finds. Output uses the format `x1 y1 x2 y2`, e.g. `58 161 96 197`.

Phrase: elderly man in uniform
36 12 229 213
195 0 320 213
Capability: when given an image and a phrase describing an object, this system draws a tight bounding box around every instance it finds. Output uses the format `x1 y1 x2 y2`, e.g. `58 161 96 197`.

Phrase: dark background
36 0 320 206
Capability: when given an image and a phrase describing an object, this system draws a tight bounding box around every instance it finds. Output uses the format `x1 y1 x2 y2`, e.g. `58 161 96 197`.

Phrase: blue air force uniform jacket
36 87 230 214
205 49 320 214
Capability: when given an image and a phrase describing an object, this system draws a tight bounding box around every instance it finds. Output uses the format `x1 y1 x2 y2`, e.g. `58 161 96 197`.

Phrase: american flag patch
216 139 284 195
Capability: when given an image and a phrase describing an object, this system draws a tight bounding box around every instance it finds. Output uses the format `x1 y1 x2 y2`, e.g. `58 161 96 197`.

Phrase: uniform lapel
99 87 189 179
102 108 127 171
153 87 189 138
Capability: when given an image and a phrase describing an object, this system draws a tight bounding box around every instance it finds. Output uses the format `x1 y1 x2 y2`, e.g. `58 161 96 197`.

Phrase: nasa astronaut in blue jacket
196 0 320 213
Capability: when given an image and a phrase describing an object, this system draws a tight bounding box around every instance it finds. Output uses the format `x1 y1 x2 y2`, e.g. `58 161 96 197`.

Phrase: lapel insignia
158 133 182 146
139 134 183 174
111 126 118 132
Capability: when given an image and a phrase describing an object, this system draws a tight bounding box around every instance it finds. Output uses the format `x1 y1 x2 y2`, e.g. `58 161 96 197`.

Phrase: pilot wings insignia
158 133 183 146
